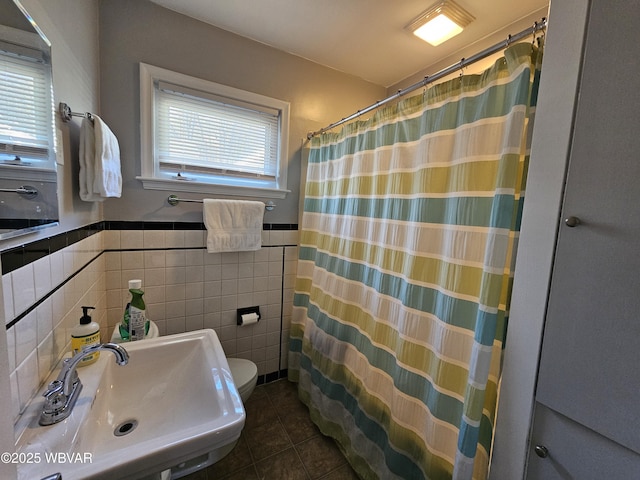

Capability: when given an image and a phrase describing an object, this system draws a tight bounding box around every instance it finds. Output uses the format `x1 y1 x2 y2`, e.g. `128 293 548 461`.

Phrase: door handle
564 216 580 227
534 444 549 458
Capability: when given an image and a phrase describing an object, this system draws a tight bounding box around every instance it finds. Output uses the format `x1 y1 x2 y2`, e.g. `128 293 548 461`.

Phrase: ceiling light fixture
406 0 475 47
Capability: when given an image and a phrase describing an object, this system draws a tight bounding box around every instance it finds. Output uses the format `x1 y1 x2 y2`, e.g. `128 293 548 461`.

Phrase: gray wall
97 0 386 225
0 0 102 254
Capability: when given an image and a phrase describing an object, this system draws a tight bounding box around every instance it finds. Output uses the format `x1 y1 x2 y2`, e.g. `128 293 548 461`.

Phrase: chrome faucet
39 343 129 426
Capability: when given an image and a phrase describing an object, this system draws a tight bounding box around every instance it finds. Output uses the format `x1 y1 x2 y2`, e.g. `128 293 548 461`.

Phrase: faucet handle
43 380 63 399
42 380 66 413
56 357 80 394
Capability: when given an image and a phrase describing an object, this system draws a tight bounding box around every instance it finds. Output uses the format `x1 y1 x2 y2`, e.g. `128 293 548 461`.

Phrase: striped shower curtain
289 42 542 480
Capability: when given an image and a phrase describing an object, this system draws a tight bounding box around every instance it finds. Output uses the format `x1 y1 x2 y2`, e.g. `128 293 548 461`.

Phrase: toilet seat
227 358 258 402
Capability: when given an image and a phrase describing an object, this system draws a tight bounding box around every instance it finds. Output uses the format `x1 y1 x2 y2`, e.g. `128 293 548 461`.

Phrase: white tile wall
4 228 298 426
4 234 106 423
11 264 35 317
2 275 13 326
104 230 296 377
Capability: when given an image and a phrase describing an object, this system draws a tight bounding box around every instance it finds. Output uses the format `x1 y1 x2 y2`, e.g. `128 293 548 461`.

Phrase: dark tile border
264 224 298 231
0 219 58 230
1 222 104 275
258 369 288 386
1 221 298 274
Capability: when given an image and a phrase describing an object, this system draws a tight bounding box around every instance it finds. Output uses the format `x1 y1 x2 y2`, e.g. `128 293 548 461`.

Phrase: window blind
0 48 52 162
155 81 280 179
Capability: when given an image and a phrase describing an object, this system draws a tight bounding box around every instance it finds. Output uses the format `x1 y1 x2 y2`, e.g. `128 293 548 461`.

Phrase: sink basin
15 329 245 480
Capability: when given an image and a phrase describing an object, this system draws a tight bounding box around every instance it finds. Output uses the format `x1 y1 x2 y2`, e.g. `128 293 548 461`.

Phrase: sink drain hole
114 419 138 437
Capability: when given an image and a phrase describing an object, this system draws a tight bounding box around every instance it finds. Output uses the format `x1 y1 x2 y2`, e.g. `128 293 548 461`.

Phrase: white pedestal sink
15 329 245 480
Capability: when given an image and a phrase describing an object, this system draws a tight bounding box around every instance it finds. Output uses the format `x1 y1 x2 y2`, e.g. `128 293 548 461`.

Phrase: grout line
277 246 285 375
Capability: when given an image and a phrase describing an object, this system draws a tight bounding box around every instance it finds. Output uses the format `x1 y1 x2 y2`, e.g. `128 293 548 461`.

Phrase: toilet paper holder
237 306 261 326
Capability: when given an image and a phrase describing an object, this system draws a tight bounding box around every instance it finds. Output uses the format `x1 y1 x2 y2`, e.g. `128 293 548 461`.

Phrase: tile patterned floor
181 379 360 480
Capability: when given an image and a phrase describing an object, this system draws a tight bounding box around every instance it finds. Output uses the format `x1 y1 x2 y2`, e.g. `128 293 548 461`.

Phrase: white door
528 0 640 476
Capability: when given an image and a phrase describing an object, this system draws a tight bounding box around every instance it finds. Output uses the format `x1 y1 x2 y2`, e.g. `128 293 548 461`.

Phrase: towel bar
167 195 275 211
59 102 93 123
0 186 38 198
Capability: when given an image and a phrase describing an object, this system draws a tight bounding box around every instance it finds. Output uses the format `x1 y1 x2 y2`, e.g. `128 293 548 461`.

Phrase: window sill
136 176 290 199
0 165 57 182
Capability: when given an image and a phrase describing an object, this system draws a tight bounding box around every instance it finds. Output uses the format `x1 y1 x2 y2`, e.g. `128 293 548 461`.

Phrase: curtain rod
307 18 547 140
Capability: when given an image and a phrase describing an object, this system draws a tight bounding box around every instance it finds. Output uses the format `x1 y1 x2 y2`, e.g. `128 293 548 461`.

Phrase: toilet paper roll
239 312 259 326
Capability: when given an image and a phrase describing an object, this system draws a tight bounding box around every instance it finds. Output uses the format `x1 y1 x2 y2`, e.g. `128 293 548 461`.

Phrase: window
139 63 290 198
0 32 55 171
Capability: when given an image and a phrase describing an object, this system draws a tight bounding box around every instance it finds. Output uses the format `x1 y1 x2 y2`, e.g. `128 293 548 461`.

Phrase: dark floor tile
255 447 309 480
206 434 253 477
318 463 361 480
281 403 320 444
263 378 297 395
174 382 355 480
296 435 347 480
244 390 279 430
249 384 269 401
214 464 260 480
276 393 307 417
264 379 302 411
180 467 207 480
245 420 292 461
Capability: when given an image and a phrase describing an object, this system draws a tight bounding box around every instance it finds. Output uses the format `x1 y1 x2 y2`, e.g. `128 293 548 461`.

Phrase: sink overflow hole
114 419 138 437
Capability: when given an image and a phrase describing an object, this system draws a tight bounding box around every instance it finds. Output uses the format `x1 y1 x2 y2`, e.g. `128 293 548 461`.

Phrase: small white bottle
71 306 101 366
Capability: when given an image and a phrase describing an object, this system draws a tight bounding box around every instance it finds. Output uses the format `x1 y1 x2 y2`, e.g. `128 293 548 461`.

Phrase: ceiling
149 0 549 87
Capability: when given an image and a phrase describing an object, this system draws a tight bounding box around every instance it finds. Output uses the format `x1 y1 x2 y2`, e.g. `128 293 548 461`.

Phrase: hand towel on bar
92 115 122 198
79 117 103 202
203 199 264 253
78 114 122 202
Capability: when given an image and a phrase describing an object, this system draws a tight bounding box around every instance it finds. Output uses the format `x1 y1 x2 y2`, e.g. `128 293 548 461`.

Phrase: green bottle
119 279 149 341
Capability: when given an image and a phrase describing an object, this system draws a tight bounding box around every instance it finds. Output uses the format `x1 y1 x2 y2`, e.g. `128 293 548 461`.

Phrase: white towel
79 117 102 202
79 114 122 202
203 199 264 253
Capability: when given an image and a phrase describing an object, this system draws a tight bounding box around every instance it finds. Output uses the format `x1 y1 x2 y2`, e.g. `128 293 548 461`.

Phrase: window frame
0 25 56 176
138 62 290 198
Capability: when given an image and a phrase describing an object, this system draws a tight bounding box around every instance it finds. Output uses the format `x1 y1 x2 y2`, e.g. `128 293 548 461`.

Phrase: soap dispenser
71 306 101 366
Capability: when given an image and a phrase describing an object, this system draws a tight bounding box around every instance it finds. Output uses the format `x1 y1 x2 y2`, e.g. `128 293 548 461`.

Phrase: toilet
226 357 258 402
111 322 259 402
